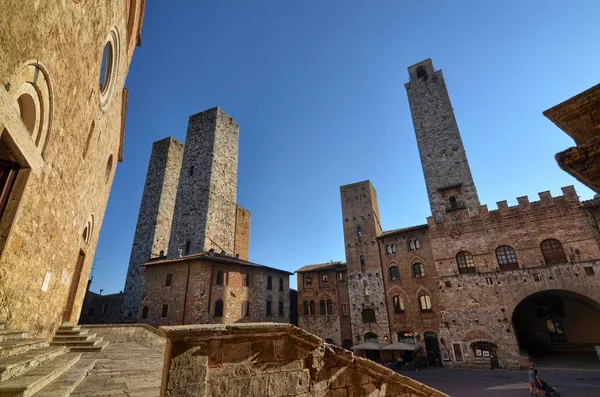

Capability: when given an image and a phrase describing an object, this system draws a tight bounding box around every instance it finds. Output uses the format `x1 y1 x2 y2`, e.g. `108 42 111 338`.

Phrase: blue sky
91 1 600 294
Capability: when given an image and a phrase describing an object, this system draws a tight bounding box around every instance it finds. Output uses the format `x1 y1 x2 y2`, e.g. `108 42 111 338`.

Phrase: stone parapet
80 323 166 352
159 323 447 397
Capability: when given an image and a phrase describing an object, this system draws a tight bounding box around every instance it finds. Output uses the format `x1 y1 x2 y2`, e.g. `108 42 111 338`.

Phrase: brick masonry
122 137 184 321
234 204 251 261
138 254 291 327
0 1 144 336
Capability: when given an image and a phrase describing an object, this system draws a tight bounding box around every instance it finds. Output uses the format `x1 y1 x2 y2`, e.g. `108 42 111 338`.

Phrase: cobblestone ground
72 342 163 397
404 368 600 397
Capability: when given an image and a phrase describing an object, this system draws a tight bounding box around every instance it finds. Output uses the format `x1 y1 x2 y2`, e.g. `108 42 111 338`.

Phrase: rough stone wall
377 227 443 344
335 268 353 346
123 137 184 321
405 59 480 221
168 107 239 257
340 181 391 344
79 290 125 325
160 323 447 397
139 258 290 327
233 204 251 261
297 267 346 345
0 1 144 336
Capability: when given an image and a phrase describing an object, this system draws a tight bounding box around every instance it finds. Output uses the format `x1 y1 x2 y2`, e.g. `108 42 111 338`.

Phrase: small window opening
141 306 149 319
449 196 457 208
416 66 427 79
161 304 168 318
165 273 172 287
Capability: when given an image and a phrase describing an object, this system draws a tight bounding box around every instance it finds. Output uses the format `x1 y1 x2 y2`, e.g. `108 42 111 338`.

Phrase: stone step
0 346 67 382
0 339 48 360
49 337 102 347
0 323 5 331
68 340 109 353
53 329 87 336
0 331 27 342
56 326 80 332
32 358 96 397
51 334 95 342
0 353 80 397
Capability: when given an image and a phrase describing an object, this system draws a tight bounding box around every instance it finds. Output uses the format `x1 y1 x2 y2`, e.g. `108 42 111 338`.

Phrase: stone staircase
50 324 109 353
0 324 98 397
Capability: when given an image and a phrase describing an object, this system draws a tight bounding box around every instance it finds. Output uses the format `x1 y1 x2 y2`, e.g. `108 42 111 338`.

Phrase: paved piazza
405 368 600 397
72 342 163 397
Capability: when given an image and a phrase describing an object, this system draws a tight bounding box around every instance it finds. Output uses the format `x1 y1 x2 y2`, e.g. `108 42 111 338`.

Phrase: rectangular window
101 304 106 314
184 241 191 255
321 274 328 285
452 342 464 361
165 273 172 287
279 301 284 316
585 266 595 276
341 304 349 317
386 245 392 255
266 300 272 316
485 277 494 285
533 273 542 282
242 301 249 317
161 304 168 318
338 272 345 283
242 273 250 286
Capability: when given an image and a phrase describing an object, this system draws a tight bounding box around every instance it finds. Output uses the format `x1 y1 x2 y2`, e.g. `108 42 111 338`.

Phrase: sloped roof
144 252 293 275
295 261 345 273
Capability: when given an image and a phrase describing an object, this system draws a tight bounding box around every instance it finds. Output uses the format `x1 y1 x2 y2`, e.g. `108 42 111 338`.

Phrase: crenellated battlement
427 186 581 226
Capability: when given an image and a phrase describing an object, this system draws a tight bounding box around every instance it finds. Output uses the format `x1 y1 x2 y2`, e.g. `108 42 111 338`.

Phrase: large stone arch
506 284 600 317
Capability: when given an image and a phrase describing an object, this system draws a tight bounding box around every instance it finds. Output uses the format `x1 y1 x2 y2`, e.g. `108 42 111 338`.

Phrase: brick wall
233 205 251 261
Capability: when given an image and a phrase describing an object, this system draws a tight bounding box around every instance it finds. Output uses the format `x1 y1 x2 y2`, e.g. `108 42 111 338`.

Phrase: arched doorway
512 290 600 368
342 339 353 350
424 331 442 367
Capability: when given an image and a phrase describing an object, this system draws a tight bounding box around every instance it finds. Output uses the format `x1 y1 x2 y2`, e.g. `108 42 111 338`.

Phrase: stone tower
405 59 480 221
122 137 184 321
168 107 239 257
340 181 391 344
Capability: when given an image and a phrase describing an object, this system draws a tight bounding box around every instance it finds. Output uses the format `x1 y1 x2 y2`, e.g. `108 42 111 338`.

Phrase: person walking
528 365 537 396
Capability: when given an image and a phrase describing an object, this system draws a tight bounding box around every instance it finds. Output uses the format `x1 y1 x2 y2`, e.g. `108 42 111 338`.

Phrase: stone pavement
404 368 600 397
71 342 163 396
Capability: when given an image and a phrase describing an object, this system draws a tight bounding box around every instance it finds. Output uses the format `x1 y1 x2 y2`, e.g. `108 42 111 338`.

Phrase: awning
381 343 422 351
350 342 385 351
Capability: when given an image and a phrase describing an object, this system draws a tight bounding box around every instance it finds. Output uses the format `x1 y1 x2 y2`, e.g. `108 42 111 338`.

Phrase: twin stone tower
122 107 250 321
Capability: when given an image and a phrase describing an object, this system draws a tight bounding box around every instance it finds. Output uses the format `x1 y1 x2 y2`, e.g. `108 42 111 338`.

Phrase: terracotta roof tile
295 261 345 273
377 224 428 238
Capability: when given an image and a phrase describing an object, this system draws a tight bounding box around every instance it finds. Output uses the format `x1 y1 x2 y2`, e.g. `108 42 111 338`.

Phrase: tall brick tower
340 181 391 344
122 137 184 321
405 59 480 221
168 107 239 257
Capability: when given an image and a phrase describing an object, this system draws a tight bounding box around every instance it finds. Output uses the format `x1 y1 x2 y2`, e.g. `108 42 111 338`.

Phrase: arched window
360 255 365 271
279 277 284 291
320 300 326 315
389 266 400 281
408 238 420 251
141 306 149 319
305 275 312 287
364 332 378 343
326 299 333 315
496 245 518 270
267 276 273 290
386 244 397 255
362 308 376 323
309 300 315 315
416 66 427 78
540 239 567 265
214 300 224 317
216 270 225 286
321 274 328 285
266 297 272 316
393 296 404 313
449 196 458 208
412 263 425 278
303 300 310 315
419 295 432 312
357 226 362 238
456 251 476 274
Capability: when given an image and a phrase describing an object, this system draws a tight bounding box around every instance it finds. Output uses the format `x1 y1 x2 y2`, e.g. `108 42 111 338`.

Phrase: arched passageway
512 290 600 368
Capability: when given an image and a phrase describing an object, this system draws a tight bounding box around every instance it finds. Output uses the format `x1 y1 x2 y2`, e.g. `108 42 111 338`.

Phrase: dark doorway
512 290 600 368
63 250 86 322
342 339 353 350
424 331 442 367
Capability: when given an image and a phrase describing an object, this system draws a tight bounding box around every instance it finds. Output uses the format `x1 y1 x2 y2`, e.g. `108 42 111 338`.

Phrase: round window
99 42 113 93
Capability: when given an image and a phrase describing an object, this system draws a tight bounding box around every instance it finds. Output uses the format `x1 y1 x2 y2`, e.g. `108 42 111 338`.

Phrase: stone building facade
0 1 145 336
297 58 600 369
296 261 352 348
544 84 600 194
138 252 292 327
